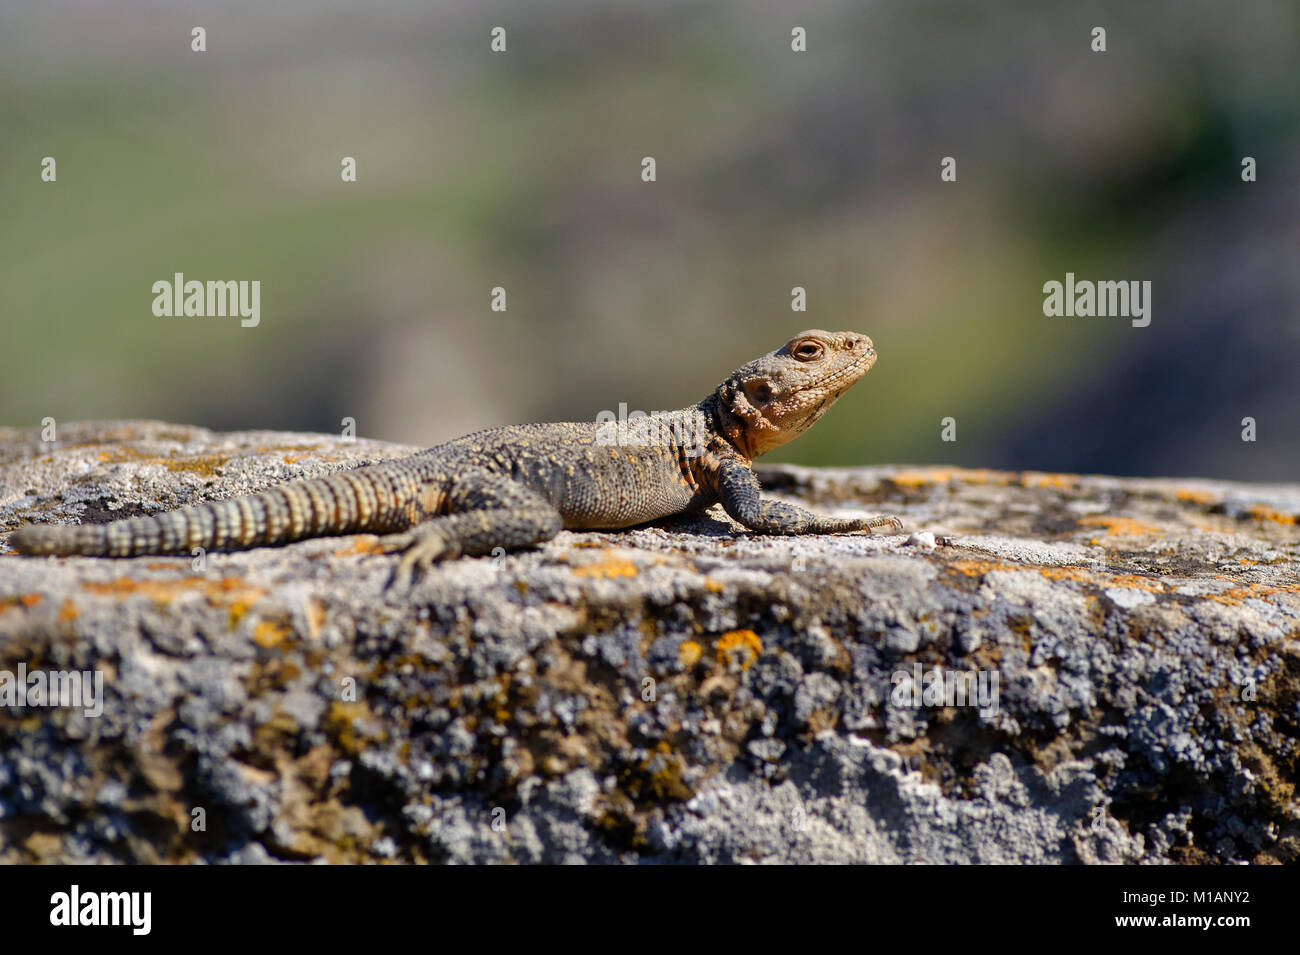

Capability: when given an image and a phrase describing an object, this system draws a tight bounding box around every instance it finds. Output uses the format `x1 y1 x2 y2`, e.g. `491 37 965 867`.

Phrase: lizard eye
792 340 824 362
744 381 774 405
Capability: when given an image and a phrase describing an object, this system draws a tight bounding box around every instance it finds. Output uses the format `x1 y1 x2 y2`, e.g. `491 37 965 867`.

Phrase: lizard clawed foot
374 530 416 554
379 525 459 590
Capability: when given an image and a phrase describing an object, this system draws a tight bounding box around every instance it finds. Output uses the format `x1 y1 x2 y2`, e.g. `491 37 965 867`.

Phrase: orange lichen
0 594 43 615
678 641 703 668
1021 472 1077 490
333 537 385 556
1176 489 1216 505
889 466 1053 489
58 599 78 621
83 575 261 599
1103 573 1166 594
889 469 955 487
1040 567 1090 583
1248 506 1297 526
1206 582 1300 607
1040 566 1165 593
253 621 290 649
323 701 383 755
1077 516 1162 536
949 559 1016 577
572 557 639 579
228 601 253 628
161 455 228 476
715 630 762 669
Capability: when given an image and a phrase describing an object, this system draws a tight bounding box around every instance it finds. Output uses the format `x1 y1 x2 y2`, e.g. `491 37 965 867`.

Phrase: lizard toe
866 515 905 535
375 531 415 554
384 526 458 589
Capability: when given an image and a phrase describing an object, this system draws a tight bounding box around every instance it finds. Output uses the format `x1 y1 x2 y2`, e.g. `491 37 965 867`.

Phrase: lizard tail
9 468 425 558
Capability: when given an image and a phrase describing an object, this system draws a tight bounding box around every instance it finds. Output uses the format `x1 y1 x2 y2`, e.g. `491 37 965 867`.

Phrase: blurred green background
2 0 1297 479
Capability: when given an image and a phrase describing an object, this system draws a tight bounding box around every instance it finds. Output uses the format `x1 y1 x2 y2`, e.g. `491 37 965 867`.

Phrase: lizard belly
554 447 705 530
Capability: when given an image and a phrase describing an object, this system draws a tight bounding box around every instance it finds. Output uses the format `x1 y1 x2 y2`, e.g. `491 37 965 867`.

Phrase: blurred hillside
1 0 1297 479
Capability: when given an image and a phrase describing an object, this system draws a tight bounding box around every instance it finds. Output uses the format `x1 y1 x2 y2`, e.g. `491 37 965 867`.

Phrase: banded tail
9 466 430 558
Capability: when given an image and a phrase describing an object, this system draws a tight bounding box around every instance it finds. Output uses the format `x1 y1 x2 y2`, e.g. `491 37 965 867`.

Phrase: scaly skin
10 330 903 586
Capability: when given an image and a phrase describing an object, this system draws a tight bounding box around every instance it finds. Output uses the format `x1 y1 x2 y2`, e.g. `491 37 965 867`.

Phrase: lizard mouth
807 349 875 392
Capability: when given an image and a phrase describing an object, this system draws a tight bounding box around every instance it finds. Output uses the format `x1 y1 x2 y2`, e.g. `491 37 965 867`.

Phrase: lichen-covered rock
1 421 1297 864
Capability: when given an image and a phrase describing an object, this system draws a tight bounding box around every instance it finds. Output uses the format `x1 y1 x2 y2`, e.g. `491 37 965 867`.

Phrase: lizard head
714 329 876 459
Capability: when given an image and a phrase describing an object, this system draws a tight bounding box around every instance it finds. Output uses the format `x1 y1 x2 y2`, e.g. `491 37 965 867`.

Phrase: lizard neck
698 394 755 464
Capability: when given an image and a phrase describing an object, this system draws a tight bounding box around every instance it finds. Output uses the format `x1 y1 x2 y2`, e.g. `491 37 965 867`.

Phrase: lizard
9 329 903 587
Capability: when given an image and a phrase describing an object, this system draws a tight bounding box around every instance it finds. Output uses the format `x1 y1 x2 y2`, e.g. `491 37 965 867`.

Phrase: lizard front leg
715 460 902 536
377 471 563 588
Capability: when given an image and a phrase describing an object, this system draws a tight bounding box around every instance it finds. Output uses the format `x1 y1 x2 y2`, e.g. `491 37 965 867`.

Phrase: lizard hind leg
378 472 562 589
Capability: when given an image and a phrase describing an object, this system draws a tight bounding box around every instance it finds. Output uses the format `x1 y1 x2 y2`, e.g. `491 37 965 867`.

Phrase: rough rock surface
1 421 1297 864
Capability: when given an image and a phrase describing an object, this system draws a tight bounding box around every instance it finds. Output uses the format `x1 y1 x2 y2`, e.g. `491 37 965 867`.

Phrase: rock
0 421 1298 864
